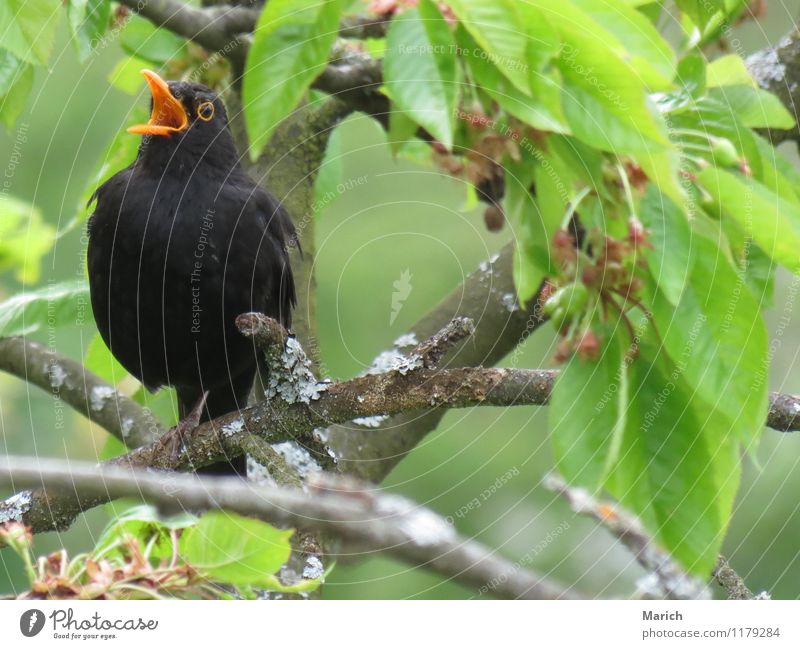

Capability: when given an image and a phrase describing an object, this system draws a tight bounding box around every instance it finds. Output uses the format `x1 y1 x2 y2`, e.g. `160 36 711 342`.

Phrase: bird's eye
197 101 215 122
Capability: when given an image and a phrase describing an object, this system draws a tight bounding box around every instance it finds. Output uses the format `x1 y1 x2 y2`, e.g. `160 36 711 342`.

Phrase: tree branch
119 1 385 98
544 474 709 600
0 337 163 449
712 555 770 600
0 316 555 534
0 456 575 600
119 0 255 64
747 29 800 145
5 298 800 536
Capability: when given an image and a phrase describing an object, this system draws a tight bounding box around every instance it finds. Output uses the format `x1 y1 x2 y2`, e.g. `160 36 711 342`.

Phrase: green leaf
96 505 197 559
550 325 628 488
0 0 60 65
638 187 692 305
67 0 110 62
676 0 726 33
312 123 344 212
132 385 178 428
751 133 800 208
446 0 541 94
67 106 148 233
387 107 421 155
384 4 457 149
120 14 186 64
533 147 574 241
607 336 740 574
84 332 128 384
708 85 795 130
648 233 768 449
504 150 548 303
570 0 676 89
0 49 33 130
457 26 568 133
0 195 55 282
108 55 151 95
528 1 671 155
243 0 343 159
0 280 91 338
706 54 755 88
698 167 800 273
180 511 293 586
676 53 706 99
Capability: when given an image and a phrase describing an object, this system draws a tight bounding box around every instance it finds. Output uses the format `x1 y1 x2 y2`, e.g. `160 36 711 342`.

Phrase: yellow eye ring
197 101 215 122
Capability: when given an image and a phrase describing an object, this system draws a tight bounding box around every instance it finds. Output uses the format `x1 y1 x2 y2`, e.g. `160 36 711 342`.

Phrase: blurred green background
3 4 800 599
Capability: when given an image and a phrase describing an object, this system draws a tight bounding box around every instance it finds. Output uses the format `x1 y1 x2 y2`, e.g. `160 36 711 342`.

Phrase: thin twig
544 474 709 600
713 556 770 600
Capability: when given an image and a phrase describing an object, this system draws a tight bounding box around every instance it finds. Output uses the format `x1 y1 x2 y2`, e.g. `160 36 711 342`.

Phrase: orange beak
127 69 189 136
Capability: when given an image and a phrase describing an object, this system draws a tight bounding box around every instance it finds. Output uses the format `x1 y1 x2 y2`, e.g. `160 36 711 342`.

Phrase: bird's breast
87 173 261 392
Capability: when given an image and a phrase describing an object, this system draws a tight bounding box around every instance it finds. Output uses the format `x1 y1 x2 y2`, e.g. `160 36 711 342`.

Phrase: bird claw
157 391 209 463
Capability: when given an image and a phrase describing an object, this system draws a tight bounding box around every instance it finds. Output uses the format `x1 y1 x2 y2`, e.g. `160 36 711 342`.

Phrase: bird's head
128 69 238 170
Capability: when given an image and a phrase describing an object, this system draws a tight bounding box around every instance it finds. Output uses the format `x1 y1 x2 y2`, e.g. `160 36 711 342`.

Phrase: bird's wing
219 185 296 330
253 188 297 329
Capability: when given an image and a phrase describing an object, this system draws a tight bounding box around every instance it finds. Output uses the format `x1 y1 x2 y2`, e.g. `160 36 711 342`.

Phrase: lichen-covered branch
5 303 800 536
747 28 800 144
0 456 576 600
326 244 550 480
0 318 556 534
544 474 709 600
713 556 770 600
0 337 163 449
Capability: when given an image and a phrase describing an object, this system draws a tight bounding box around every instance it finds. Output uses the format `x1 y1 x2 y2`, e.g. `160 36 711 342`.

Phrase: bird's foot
157 391 209 464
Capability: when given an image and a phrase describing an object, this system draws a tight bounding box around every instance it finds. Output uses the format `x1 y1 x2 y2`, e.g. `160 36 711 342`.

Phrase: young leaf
0 49 33 130
84 332 128 384
708 85 795 130
607 336 741 575
698 167 800 274
0 195 56 282
67 105 149 233
0 0 60 65
457 26 568 133
647 233 769 449
638 187 692 306
180 511 293 586
549 326 629 488
0 280 91 338
676 0 726 34
530 0 671 155
243 0 343 159
313 123 344 211
120 14 187 64
108 55 152 95
132 385 178 428
96 504 197 560
706 53 756 88
67 0 110 63
446 0 539 94
504 152 550 303
570 0 676 89
384 4 457 149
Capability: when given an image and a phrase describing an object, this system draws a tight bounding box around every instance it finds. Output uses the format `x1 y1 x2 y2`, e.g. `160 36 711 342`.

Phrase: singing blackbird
87 70 296 474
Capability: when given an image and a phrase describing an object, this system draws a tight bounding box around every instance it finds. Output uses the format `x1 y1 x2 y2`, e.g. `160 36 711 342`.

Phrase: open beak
127 69 189 136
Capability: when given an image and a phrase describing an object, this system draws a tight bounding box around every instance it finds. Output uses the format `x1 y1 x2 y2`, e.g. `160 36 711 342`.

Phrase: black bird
87 70 296 473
